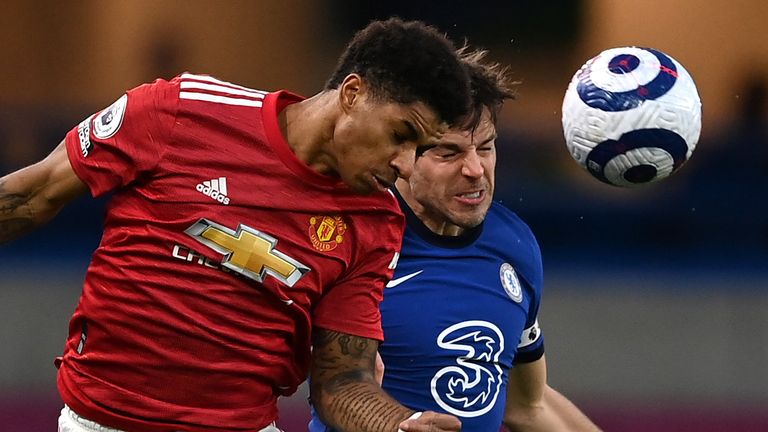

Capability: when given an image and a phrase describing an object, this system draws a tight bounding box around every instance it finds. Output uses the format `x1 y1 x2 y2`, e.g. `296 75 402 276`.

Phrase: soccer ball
561 46 702 187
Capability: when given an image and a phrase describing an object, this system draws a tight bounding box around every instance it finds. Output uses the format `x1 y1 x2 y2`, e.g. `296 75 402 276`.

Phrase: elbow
0 190 36 244
503 403 544 431
309 379 335 426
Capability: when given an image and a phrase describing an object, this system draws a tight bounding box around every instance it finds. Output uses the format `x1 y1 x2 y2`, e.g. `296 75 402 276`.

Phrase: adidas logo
196 176 230 205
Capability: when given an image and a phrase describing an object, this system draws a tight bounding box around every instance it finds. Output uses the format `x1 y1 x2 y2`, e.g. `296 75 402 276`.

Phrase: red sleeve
64 78 179 197
312 210 405 341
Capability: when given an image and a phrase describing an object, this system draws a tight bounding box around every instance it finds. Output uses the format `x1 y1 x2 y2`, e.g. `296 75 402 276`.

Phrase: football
561 46 702 187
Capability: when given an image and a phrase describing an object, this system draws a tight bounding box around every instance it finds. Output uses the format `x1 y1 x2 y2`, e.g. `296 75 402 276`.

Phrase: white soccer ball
561 46 702 187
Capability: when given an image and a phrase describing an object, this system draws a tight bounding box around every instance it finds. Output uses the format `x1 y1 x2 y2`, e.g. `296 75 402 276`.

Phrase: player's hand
397 411 461 432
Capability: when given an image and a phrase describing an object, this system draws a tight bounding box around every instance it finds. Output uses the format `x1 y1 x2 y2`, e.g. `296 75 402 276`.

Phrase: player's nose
391 146 415 180
461 151 484 178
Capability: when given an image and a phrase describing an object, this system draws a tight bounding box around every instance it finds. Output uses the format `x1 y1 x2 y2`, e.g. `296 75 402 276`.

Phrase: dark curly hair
456 45 518 131
325 17 471 125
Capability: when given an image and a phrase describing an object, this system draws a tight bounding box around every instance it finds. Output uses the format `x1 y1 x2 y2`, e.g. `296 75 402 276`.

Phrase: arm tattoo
312 329 413 432
311 330 374 388
337 333 370 357
0 180 35 243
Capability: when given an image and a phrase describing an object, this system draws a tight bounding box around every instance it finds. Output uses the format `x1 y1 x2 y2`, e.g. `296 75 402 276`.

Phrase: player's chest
143 137 307 208
381 255 532 351
123 151 356 291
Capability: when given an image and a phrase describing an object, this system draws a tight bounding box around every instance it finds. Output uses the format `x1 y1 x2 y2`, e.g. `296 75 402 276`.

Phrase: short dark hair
456 45 518 130
325 17 471 125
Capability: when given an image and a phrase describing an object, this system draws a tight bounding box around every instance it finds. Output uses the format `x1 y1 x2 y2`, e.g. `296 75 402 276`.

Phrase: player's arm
504 354 601 431
310 328 461 432
0 141 88 245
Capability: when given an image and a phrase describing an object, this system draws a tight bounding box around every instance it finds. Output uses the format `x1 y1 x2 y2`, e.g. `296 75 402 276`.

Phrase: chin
463 218 485 229
449 214 483 230
348 182 375 195
459 209 489 228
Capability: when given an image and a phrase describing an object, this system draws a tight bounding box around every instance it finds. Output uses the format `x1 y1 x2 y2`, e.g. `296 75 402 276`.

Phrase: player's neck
422 218 464 237
395 181 465 237
281 91 339 176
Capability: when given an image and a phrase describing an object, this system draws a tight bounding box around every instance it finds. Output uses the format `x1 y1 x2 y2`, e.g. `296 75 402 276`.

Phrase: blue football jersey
308 196 544 432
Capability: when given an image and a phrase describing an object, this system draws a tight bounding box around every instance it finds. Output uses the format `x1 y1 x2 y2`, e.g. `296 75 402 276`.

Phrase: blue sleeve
513 222 545 365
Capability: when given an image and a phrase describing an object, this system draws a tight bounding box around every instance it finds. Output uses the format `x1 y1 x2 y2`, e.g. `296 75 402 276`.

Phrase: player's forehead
383 100 447 143
435 114 497 150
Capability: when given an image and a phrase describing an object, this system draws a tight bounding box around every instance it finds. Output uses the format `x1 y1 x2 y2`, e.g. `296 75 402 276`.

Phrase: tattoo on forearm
327 381 404 431
312 330 411 431
323 368 367 394
0 180 35 242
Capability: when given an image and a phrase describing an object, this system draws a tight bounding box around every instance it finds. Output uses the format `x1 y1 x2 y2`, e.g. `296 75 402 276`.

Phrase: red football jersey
60 73 404 431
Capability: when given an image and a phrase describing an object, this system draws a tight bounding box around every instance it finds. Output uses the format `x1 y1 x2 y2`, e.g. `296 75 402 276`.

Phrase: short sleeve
312 212 404 341
65 78 179 197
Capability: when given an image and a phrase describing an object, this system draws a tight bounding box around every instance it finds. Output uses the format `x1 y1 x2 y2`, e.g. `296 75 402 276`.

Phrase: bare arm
310 329 461 432
0 140 88 244
504 355 601 432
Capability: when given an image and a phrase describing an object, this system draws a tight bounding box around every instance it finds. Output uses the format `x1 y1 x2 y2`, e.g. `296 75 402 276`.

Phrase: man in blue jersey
310 48 601 431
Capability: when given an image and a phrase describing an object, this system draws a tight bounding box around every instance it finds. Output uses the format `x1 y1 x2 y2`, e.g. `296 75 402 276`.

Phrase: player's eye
415 144 437 158
392 132 408 144
478 145 494 154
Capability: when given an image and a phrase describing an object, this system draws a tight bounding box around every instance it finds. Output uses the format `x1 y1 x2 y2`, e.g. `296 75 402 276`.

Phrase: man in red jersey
0 18 469 432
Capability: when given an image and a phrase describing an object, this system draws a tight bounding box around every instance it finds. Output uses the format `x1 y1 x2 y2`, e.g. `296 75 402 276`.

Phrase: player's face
332 78 446 195
403 108 496 233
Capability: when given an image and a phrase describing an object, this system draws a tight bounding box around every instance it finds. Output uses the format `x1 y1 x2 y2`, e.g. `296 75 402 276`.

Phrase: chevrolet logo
185 219 310 287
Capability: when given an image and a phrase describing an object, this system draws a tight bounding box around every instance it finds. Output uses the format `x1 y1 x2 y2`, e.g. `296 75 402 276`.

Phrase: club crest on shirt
499 262 523 303
93 94 128 139
308 215 347 252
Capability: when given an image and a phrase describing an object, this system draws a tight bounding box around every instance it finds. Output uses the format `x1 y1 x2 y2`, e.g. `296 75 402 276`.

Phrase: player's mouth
372 175 393 193
455 190 485 205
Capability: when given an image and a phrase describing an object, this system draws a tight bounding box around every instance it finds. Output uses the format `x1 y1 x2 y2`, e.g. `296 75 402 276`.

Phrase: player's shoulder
351 189 403 218
309 189 403 232
350 190 403 226
486 201 535 239
486 201 543 289
173 72 270 107
339 190 404 249
129 72 271 108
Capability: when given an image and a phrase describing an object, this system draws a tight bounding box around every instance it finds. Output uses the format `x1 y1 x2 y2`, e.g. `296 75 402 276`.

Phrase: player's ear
338 74 364 112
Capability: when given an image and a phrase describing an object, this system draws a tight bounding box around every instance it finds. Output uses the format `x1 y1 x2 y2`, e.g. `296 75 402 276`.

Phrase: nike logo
386 270 423 288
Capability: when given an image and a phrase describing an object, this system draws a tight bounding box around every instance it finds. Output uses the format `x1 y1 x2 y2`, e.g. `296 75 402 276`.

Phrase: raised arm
310 328 461 432
504 355 601 432
0 140 88 244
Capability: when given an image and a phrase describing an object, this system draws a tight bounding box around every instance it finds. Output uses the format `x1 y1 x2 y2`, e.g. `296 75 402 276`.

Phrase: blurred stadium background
1 1 766 430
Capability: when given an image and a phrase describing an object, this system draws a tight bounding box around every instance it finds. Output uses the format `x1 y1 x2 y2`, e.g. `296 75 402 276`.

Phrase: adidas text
196 178 230 205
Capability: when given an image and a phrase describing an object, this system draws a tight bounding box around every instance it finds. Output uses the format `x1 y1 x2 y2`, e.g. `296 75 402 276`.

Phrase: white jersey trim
178 73 267 107
180 73 268 95
179 91 263 107
517 319 541 349
180 81 267 100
